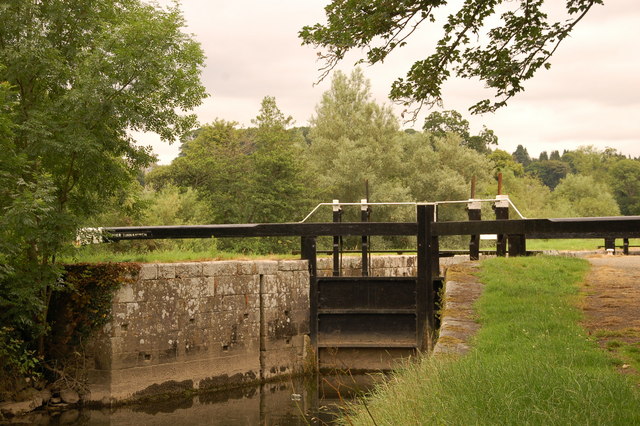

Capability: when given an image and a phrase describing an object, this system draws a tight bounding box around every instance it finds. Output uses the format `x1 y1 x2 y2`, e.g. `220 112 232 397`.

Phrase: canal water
22 374 384 425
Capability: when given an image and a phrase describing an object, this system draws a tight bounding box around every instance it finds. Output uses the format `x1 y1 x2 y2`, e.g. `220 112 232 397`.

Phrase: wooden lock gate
102 204 640 371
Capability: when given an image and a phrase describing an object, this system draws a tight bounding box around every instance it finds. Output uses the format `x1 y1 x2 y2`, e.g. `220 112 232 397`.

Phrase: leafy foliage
47 263 140 358
0 0 206 370
147 97 313 253
526 160 570 189
300 0 603 116
423 110 497 153
609 159 640 215
552 174 620 217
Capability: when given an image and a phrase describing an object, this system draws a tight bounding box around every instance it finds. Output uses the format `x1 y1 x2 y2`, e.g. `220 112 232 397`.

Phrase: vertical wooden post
431 205 440 278
604 237 616 254
467 199 481 261
332 200 342 277
623 238 630 255
508 234 526 257
301 236 318 347
361 199 370 277
417 204 436 352
494 195 509 257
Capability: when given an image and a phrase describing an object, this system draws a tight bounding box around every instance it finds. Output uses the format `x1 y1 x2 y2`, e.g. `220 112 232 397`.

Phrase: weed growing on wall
47 263 141 358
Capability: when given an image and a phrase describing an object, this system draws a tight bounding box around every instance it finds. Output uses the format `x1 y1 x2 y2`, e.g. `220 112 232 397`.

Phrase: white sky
135 1 640 164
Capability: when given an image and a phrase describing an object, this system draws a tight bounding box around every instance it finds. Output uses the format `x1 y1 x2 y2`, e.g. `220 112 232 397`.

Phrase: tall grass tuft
341 256 640 425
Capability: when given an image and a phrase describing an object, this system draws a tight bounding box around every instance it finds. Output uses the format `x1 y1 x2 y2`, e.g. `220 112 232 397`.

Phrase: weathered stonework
86 255 467 402
86 259 311 402
433 261 484 356
316 255 419 277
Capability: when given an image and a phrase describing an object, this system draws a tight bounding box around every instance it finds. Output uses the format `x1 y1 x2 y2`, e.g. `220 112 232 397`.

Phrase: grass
597 329 640 378
60 245 297 264
526 238 640 251
340 256 640 425
61 236 640 264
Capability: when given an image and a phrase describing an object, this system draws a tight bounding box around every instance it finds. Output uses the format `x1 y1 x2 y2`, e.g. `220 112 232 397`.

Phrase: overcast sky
136 1 640 164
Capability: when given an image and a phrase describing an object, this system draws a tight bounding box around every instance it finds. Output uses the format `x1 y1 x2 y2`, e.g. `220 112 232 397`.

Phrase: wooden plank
495 205 508 257
103 222 418 240
318 314 416 338
416 204 435 352
468 208 481 260
301 236 317 348
318 308 416 315
317 278 416 310
433 217 640 238
332 207 342 276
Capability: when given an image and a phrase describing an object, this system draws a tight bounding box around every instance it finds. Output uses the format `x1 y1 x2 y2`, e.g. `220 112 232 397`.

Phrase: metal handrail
299 197 527 222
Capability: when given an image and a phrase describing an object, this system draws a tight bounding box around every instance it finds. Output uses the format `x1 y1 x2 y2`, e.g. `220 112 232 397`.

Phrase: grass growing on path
341 256 640 425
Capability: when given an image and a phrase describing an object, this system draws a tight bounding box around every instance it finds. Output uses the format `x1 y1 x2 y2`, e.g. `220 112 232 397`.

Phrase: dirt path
582 255 640 381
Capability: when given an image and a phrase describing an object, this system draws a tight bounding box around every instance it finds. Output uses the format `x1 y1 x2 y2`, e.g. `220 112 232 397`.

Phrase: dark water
19 374 383 425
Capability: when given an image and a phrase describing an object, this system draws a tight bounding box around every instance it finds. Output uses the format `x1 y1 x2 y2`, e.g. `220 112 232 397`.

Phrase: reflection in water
28 374 384 425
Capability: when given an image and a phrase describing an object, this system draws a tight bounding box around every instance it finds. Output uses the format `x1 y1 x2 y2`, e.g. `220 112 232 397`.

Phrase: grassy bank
60 244 297 263
342 256 640 425
526 238 640 251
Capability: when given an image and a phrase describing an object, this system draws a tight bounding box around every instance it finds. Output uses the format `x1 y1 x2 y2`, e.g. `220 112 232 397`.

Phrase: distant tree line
95 69 639 258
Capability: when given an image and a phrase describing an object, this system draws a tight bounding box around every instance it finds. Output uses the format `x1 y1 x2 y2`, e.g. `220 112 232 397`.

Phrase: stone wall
317 255 418 277
317 254 467 277
87 259 311 402
86 255 464 402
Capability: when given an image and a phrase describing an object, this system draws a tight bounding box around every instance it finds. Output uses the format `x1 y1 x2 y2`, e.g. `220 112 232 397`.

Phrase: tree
512 145 532 167
609 159 640 215
538 151 549 162
552 174 620 217
307 68 404 205
423 110 497 153
488 149 525 177
306 68 492 230
488 170 553 218
247 96 311 224
155 120 252 223
526 160 570 189
149 99 312 253
0 1 206 358
300 0 603 115
561 146 624 182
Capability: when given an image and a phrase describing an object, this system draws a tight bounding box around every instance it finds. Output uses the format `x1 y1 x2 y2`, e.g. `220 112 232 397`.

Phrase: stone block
316 258 330 271
175 262 203 278
139 264 158 280
256 261 278 275
183 297 203 319
221 294 249 312
278 260 304 271
217 275 258 296
202 295 223 313
203 261 237 277
177 277 208 300
202 276 216 297
236 261 256 275
158 264 176 279
262 274 279 294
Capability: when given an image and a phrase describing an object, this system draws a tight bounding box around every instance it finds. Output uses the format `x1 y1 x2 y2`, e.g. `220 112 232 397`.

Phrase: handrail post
361 199 370 277
467 199 481 260
417 204 436 351
332 200 342 276
301 236 318 348
494 195 509 257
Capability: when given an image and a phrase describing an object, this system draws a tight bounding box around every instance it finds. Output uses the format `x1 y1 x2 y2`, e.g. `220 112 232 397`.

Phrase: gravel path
582 254 640 380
